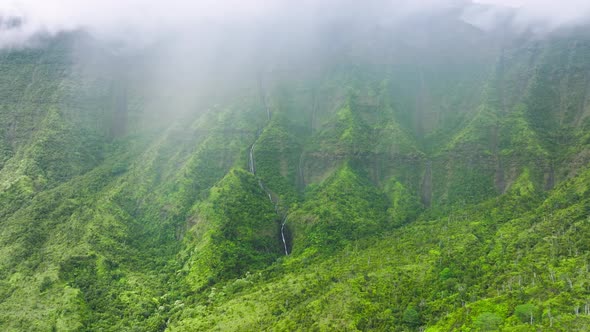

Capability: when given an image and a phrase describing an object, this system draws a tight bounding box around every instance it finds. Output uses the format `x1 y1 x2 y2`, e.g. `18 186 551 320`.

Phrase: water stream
280 215 289 255
248 107 289 255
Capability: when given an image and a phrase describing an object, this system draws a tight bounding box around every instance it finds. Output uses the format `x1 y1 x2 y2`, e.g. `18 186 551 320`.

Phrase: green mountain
2 14 590 332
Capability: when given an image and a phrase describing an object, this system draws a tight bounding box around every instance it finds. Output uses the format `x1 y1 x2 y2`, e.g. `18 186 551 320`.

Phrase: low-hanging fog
2 0 590 121
2 0 590 49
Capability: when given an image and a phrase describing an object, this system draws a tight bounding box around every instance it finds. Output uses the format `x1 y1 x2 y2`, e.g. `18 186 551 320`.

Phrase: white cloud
1 0 590 48
0 0 281 48
475 0 590 29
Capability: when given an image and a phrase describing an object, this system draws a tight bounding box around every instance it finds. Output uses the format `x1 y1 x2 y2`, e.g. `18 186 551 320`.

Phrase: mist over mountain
1 1 590 331
1 0 590 49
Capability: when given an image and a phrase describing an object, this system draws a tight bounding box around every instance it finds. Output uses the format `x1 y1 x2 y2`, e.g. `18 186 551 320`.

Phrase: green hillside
1 17 590 332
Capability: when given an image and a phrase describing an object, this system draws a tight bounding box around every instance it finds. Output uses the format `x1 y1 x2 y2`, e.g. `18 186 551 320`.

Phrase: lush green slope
169 166 590 331
2 24 590 332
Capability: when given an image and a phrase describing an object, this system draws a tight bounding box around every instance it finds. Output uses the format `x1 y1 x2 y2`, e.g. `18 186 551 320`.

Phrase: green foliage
402 305 421 327
514 304 540 324
310 102 375 156
184 169 281 289
168 161 590 331
474 312 502 331
384 178 423 226
290 164 389 252
251 116 302 207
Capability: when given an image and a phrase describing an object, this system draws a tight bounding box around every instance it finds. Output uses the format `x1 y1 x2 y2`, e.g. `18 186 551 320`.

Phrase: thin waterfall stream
280 215 289 256
248 104 289 256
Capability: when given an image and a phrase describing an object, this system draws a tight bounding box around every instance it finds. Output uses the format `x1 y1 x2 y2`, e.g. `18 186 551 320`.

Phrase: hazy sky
1 0 590 48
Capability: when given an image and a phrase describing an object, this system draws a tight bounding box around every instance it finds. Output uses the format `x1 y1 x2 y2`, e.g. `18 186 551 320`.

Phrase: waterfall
249 142 256 174
280 215 289 256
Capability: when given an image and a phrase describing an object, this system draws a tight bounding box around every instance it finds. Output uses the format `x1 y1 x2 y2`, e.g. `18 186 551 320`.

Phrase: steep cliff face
257 33 590 211
2 17 590 331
